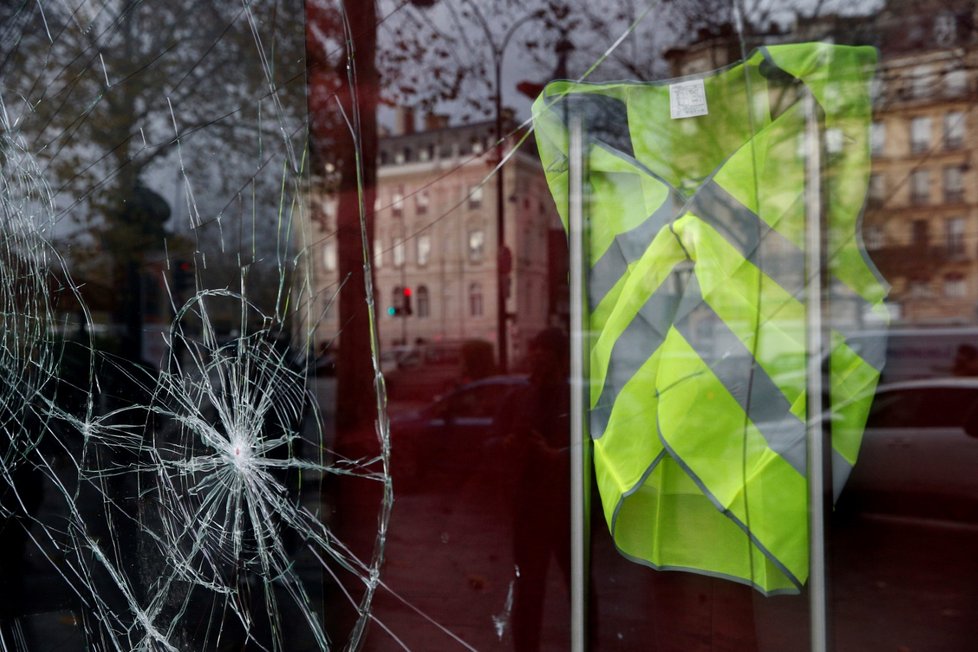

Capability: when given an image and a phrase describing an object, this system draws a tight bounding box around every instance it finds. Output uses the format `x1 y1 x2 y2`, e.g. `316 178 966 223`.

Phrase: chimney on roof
394 106 416 135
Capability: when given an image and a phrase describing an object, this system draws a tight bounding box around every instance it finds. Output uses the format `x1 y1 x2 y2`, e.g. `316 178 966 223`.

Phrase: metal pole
568 116 589 652
495 57 508 373
804 90 831 652
400 262 407 345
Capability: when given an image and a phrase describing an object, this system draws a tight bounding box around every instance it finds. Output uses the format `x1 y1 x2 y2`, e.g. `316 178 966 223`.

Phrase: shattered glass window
2 1 978 651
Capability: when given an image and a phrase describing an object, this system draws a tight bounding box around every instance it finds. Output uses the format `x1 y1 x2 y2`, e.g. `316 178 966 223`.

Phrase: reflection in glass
2 0 977 649
469 282 484 317
468 228 486 261
911 169 932 205
910 115 932 154
945 110 966 149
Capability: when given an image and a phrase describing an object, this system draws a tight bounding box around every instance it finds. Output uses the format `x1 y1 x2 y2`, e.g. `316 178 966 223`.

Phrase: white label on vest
669 79 708 119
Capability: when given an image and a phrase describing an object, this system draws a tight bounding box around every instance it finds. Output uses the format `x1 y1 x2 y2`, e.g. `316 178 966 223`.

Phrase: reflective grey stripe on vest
652 409 804 591
669 274 808 476
593 272 808 478
691 181 806 299
589 191 682 308
591 277 682 439
692 181 885 373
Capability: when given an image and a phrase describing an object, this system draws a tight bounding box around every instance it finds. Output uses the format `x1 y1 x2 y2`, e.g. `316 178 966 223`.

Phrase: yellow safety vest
533 42 889 594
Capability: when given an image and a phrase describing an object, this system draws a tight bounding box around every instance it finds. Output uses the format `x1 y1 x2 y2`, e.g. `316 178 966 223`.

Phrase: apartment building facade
307 116 562 366
862 3 978 325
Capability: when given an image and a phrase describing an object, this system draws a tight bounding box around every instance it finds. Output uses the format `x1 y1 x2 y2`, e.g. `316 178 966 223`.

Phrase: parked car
384 339 495 401
838 377 978 524
389 375 528 489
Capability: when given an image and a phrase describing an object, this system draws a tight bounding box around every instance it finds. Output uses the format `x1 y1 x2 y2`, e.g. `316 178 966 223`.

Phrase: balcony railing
944 189 965 204
871 243 961 277
944 136 964 151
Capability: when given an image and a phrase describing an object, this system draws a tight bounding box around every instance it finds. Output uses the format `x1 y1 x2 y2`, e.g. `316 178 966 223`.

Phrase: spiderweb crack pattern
0 1 394 649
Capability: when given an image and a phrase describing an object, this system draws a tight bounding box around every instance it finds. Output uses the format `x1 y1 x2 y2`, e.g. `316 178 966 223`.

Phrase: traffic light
388 286 412 317
172 259 192 292
402 286 412 316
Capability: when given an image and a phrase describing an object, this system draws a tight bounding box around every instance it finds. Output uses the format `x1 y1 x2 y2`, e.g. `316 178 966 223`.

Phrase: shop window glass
4 2 978 651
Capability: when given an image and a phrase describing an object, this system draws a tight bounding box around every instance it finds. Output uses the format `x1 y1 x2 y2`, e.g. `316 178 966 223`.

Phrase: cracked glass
1 1 977 651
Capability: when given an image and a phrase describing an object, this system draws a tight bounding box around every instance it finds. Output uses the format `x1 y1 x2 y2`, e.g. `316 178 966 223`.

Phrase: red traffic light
403 287 412 297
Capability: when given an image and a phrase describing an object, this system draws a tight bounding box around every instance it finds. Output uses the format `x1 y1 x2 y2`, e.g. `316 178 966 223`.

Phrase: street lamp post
467 3 543 372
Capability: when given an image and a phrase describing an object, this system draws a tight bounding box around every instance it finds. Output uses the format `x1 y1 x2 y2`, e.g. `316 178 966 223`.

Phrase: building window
910 169 930 205
944 274 967 298
946 217 966 256
911 219 929 246
870 121 886 157
945 69 968 97
392 230 405 267
934 12 958 46
864 224 885 250
467 228 485 262
392 185 404 217
944 165 965 203
910 66 932 98
910 116 931 154
323 241 337 272
416 188 429 215
469 282 483 317
909 278 932 298
868 173 886 206
870 77 884 104
416 234 431 266
468 184 484 209
373 236 383 269
416 285 430 318
944 111 965 149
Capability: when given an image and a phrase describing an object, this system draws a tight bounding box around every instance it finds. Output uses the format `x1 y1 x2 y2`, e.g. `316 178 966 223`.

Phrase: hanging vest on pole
532 42 889 594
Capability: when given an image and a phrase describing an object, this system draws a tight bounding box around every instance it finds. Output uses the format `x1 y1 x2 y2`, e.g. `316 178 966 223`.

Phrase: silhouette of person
506 327 572 651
